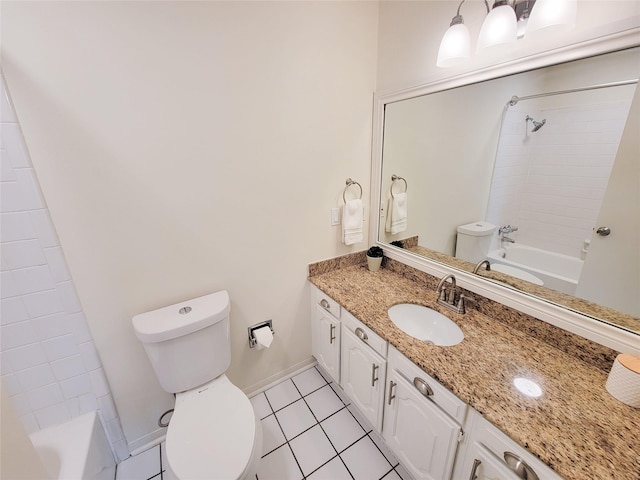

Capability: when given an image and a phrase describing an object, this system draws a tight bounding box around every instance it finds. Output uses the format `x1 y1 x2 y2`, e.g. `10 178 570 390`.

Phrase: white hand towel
342 198 363 245
386 192 407 235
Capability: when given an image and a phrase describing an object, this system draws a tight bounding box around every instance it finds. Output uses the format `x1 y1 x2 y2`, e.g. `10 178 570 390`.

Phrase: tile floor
115 365 413 480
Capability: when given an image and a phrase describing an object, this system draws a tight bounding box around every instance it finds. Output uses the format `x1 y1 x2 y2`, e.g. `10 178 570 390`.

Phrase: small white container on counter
606 354 640 408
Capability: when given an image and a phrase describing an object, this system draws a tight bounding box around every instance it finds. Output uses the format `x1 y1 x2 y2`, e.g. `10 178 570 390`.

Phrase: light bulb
477 3 517 53
437 20 471 68
527 0 577 36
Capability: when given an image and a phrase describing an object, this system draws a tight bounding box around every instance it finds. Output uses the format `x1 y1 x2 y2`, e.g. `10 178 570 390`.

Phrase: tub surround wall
308 254 637 480
0 80 128 460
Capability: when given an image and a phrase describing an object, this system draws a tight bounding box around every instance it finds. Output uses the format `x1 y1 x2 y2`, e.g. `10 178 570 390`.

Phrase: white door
462 442 522 480
383 370 461 480
340 327 386 430
311 305 340 383
575 85 640 316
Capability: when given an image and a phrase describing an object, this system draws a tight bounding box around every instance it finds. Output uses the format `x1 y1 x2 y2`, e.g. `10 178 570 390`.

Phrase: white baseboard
243 357 317 398
128 429 166 457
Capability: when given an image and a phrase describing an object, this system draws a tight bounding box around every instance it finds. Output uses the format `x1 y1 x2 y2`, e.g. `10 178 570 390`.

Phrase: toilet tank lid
132 291 230 343
457 221 496 236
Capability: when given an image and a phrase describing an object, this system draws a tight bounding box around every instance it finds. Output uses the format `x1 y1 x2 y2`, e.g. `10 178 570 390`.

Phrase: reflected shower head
526 115 546 132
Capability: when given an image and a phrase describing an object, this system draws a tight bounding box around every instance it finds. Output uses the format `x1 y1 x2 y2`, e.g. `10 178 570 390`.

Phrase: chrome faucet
436 274 473 314
499 225 518 244
499 225 518 235
436 274 457 305
473 259 491 274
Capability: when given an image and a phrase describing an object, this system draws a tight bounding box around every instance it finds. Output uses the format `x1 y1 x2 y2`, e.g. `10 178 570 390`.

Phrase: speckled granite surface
308 258 640 480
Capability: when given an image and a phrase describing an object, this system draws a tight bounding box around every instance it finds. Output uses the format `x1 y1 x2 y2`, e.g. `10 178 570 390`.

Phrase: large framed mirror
371 32 639 352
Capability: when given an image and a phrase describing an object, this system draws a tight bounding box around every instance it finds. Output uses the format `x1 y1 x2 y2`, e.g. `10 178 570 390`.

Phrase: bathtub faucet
499 225 518 235
501 235 515 244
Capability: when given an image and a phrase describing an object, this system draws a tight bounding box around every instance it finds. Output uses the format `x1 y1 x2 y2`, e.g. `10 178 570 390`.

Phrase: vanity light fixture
437 0 577 68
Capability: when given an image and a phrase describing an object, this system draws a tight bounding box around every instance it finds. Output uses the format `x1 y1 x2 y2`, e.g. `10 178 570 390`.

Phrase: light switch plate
330 208 341 226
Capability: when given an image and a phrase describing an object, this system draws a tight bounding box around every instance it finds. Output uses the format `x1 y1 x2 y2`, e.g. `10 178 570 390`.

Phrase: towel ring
390 174 407 198
343 178 363 203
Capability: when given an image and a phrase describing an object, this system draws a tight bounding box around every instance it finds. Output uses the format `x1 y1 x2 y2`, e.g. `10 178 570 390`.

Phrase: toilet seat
166 374 259 479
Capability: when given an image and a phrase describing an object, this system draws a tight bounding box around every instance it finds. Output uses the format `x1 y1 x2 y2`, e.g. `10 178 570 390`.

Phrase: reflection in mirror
378 47 639 334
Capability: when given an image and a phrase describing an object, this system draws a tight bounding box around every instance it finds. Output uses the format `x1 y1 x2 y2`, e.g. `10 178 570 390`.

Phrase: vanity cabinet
310 286 341 383
455 409 563 480
340 309 387 432
383 346 466 480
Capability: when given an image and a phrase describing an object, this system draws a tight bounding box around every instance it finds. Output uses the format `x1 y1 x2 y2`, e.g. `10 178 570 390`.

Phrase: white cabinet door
341 326 386 431
311 305 341 383
383 369 461 480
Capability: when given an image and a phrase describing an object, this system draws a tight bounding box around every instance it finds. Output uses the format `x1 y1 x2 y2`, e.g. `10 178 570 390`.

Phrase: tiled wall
0 78 129 461
486 100 631 257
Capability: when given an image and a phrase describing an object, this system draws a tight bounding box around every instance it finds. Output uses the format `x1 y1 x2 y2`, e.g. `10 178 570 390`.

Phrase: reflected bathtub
487 244 583 295
29 411 116 480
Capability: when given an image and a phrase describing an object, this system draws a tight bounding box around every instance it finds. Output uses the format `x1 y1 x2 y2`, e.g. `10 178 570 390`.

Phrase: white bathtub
29 411 116 480
488 244 583 295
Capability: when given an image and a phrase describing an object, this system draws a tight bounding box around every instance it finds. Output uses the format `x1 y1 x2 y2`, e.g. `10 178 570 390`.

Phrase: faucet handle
456 294 475 314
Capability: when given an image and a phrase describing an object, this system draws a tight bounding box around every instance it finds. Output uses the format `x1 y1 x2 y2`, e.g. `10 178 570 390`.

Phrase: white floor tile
306 456 352 480
382 469 403 480
251 392 273 419
256 444 303 480
347 404 373 432
321 408 366 453
275 399 316 440
291 367 327 396
305 385 344 421
265 379 301 411
261 414 286 455
116 445 160 480
340 436 393 480
329 383 351 406
370 430 399 466
289 425 336 476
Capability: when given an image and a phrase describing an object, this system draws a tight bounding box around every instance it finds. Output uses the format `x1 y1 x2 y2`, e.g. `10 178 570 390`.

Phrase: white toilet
132 291 262 480
455 221 496 263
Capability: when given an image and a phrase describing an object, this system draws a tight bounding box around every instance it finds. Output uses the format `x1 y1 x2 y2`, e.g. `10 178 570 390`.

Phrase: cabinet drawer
473 413 563 480
342 309 387 358
388 346 467 424
311 285 341 319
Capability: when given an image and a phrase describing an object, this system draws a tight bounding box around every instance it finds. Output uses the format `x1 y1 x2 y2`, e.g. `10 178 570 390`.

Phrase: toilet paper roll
605 354 640 408
253 326 273 350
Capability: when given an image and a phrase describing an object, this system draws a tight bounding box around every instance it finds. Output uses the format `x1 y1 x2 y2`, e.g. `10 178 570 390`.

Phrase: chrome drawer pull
504 452 539 480
329 324 336 344
355 327 368 343
468 459 481 480
320 299 330 310
413 377 434 397
388 380 397 405
371 364 379 387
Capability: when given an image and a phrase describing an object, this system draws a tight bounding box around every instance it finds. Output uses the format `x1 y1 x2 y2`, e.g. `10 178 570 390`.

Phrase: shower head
526 115 546 132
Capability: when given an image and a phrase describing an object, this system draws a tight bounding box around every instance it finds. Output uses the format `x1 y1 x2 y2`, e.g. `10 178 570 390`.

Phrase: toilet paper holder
248 320 275 348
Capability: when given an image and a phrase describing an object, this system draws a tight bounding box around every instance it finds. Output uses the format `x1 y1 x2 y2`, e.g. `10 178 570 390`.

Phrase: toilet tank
132 291 231 394
455 222 496 264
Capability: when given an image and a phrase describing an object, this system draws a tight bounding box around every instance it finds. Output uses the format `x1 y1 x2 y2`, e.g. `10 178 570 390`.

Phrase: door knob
596 226 611 236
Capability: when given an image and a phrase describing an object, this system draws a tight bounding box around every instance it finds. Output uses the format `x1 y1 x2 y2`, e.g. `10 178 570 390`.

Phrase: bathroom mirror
373 39 640 339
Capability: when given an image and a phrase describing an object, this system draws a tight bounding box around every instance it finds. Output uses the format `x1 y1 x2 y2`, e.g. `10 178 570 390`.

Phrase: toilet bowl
164 375 262 480
132 291 261 480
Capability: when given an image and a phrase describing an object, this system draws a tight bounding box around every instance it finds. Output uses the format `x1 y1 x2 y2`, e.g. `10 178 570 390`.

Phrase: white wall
2 1 378 450
0 79 128 460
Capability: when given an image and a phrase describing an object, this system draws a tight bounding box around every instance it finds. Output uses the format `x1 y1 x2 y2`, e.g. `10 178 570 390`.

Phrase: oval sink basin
387 304 464 346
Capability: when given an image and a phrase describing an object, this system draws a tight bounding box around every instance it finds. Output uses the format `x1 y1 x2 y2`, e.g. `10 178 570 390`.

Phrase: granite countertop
309 261 640 480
